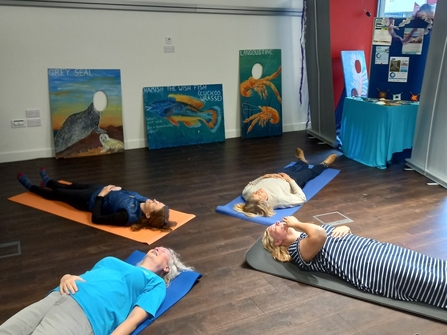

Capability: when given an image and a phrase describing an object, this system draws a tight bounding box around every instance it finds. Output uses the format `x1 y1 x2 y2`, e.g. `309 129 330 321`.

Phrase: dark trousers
278 161 325 189
29 180 100 211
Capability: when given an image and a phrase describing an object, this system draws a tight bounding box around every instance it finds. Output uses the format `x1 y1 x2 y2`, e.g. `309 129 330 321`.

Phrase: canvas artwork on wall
143 84 225 149
48 68 124 159
341 50 369 98
239 49 282 139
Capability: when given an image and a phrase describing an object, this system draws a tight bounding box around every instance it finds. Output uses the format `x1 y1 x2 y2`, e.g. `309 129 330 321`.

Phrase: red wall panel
330 0 378 107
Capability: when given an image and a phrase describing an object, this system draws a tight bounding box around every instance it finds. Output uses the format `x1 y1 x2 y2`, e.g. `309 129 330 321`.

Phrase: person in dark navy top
262 216 447 309
17 168 176 231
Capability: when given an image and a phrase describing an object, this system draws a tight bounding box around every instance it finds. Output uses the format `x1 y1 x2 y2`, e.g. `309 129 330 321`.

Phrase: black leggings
29 180 101 211
278 161 325 189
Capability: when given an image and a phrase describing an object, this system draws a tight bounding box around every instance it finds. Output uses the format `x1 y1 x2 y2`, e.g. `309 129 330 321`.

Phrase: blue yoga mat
125 250 202 334
215 164 340 226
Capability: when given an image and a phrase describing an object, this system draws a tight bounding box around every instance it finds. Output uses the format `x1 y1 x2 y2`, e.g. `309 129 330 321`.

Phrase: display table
340 97 419 169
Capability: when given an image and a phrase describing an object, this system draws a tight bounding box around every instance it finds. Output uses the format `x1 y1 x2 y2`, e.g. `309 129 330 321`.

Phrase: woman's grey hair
163 248 194 287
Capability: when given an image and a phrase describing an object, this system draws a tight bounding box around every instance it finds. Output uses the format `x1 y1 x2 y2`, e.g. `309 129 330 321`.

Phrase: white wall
0 5 306 163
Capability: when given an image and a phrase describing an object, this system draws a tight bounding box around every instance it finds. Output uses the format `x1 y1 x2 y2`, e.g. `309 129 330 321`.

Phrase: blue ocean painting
143 84 225 149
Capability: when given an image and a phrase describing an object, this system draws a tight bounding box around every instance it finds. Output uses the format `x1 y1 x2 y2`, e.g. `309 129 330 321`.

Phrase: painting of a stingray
143 84 225 149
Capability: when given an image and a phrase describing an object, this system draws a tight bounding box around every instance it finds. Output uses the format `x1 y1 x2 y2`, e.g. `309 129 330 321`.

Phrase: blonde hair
261 230 291 262
233 196 275 217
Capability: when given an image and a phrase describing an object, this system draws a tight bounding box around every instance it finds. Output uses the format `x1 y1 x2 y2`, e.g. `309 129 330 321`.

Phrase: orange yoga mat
8 191 195 245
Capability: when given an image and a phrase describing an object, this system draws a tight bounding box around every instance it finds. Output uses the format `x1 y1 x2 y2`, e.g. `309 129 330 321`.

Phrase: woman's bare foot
321 154 337 167
295 148 308 163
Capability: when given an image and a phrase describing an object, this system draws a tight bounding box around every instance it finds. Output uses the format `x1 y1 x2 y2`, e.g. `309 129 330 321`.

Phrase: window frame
377 0 437 18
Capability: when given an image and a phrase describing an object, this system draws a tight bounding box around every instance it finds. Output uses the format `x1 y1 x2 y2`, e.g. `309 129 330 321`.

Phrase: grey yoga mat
245 237 447 323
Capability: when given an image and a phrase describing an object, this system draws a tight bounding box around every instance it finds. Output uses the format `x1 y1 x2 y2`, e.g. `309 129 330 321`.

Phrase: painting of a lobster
239 49 282 139
240 66 282 104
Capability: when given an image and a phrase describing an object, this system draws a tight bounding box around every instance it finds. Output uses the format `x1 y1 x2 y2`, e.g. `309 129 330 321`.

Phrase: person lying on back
234 148 337 217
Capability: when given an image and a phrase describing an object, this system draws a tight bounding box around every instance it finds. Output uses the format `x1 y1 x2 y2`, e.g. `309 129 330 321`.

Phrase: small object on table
410 92 420 102
377 88 389 99
392 93 402 101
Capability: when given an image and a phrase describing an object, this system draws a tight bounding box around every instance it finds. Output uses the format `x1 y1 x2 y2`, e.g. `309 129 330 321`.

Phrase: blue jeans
278 161 325 189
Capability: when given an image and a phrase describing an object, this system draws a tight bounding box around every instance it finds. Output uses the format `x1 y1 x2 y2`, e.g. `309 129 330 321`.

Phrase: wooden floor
1 130 447 334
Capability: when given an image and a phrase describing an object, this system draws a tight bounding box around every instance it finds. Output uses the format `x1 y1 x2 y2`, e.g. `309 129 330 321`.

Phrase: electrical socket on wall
164 46 175 53
27 118 41 127
26 109 41 118
11 119 26 128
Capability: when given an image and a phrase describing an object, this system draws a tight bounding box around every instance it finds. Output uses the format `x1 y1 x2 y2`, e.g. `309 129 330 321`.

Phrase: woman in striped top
262 216 447 308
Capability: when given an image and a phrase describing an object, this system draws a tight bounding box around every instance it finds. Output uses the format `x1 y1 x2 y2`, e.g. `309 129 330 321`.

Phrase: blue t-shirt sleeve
135 277 166 318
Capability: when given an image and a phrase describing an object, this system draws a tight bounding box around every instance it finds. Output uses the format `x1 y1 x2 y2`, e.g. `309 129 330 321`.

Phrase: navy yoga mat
125 250 202 334
245 237 447 324
215 164 340 226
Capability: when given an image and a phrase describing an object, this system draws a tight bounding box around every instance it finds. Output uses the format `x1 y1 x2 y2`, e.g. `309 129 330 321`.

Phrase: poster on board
48 69 124 159
375 46 390 65
388 57 409 82
402 28 424 55
143 84 225 149
373 18 392 45
239 49 282 139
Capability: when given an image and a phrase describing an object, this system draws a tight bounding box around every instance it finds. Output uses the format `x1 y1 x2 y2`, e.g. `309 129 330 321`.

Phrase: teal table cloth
340 97 419 169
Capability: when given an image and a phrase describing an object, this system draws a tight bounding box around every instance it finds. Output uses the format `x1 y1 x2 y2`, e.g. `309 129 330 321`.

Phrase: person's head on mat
143 246 193 286
235 188 274 217
234 148 337 217
0 246 193 334
262 216 310 262
261 215 447 309
132 199 176 232
17 168 177 231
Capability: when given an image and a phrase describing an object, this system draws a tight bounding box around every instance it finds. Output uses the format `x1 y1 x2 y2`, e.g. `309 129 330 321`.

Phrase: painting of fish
143 84 225 149
146 94 221 132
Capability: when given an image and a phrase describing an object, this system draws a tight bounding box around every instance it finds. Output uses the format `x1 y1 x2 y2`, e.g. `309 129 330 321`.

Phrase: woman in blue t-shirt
17 168 176 231
262 216 447 309
0 247 193 335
